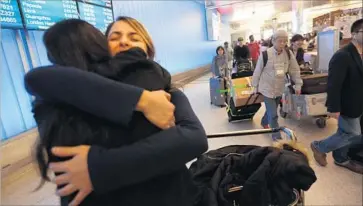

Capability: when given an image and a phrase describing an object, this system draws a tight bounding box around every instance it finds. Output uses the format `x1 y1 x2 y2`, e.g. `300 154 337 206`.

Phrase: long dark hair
35 19 112 190
43 19 110 72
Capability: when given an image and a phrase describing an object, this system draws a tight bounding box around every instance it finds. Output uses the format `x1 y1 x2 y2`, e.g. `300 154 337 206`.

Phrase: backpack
262 47 291 68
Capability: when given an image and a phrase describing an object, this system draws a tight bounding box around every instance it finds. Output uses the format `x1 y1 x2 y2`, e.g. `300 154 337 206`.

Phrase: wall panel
112 1 222 74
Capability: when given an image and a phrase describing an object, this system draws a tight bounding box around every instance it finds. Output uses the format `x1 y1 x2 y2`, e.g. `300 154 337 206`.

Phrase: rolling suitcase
301 73 328 94
227 95 261 122
210 77 226 107
227 71 262 122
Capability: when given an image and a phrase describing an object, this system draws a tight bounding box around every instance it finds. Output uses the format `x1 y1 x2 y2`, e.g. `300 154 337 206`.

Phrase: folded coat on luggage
190 144 317 206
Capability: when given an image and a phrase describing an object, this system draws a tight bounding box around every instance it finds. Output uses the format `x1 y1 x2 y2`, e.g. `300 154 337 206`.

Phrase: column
291 0 304 34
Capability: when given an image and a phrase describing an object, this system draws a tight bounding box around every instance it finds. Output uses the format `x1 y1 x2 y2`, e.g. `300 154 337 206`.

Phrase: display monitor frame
18 0 80 31
76 0 112 9
77 0 114 34
0 0 25 29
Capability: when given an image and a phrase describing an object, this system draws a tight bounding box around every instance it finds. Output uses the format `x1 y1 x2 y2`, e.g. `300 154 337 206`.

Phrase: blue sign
78 2 113 33
83 0 111 8
0 0 23 29
19 0 79 30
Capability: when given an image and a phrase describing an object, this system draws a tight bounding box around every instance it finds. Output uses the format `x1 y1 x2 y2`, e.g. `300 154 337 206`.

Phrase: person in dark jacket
190 142 317 206
233 45 252 72
25 18 208 206
290 34 305 66
311 19 363 174
234 37 250 59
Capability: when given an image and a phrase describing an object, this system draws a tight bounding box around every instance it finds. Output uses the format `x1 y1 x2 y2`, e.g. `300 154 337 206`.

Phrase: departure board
19 0 79 30
78 2 113 33
0 0 23 29
82 0 111 8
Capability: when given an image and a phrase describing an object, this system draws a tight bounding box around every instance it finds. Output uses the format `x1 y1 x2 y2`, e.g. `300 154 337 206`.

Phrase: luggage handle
239 82 260 107
207 127 297 142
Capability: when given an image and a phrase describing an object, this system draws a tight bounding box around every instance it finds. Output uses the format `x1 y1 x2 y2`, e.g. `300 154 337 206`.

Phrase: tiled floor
1 75 362 205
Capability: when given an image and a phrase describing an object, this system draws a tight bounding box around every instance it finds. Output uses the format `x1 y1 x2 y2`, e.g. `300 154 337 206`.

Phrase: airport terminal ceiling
203 0 362 36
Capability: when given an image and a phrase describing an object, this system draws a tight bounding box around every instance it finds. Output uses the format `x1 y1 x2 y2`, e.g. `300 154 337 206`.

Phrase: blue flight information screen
0 0 23 29
83 0 111 8
78 2 113 33
19 0 79 30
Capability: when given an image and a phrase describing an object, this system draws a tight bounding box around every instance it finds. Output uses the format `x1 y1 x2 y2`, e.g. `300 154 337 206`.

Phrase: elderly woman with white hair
252 30 303 140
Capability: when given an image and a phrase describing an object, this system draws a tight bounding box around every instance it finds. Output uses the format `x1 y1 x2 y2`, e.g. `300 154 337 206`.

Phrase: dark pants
348 116 363 162
261 96 282 140
252 59 257 70
313 115 362 163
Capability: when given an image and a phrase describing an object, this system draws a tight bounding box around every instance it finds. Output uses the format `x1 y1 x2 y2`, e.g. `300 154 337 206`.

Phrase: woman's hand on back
49 146 92 206
136 90 176 129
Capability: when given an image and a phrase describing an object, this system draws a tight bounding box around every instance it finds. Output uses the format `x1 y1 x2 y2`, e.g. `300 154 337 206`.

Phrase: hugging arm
87 90 208 194
25 66 143 126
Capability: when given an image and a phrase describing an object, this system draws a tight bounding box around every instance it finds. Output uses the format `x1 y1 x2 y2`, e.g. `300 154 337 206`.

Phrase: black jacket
26 48 208 206
326 43 363 118
190 145 317 206
290 47 305 66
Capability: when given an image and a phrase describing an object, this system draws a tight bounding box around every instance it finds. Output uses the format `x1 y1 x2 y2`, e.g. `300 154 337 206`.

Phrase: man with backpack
252 30 303 140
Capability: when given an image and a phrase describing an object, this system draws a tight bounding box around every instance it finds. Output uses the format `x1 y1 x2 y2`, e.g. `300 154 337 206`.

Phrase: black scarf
101 47 173 140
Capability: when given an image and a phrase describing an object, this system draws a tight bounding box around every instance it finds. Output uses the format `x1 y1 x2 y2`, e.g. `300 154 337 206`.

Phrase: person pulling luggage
211 46 229 78
210 46 229 107
252 30 303 140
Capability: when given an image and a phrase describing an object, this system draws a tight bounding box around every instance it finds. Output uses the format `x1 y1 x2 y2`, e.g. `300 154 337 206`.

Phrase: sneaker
262 125 270 129
310 142 328 166
334 160 363 174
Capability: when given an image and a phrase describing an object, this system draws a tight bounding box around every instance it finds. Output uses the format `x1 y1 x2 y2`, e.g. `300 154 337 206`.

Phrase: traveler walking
311 19 363 174
211 46 228 78
252 30 302 140
248 35 260 69
224 41 234 70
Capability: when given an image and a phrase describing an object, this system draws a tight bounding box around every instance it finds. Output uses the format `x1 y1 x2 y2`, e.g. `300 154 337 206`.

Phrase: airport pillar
292 0 304 34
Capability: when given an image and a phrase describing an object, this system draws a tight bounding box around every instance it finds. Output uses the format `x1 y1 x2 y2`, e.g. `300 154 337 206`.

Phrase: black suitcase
227 96 261 122
231 70 253 79
301 73 328 94
228 71 260 122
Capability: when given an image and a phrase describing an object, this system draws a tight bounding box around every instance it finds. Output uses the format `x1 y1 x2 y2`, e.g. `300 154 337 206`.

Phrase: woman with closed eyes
26 17 207 206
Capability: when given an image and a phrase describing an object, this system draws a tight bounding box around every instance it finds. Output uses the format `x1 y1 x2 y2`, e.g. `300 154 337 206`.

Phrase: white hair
273 30 288 40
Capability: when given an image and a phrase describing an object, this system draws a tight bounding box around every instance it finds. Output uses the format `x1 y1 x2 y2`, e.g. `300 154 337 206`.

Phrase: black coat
189 145 317 206
27 48 207 206
326 43 363 118
290 47 305 66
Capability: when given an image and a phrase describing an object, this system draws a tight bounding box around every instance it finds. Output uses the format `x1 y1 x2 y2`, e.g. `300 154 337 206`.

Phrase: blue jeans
313 115 362 163
261 96 282 140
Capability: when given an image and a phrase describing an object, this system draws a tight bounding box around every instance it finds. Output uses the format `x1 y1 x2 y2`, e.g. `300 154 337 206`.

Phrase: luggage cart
280 85 329 129
226 71 262 122
207 127 305 206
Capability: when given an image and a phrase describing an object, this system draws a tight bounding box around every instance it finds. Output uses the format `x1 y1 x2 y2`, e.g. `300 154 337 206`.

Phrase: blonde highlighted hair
105 16 155 59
